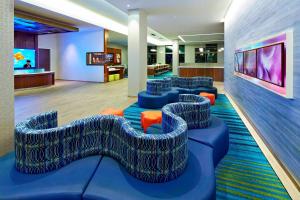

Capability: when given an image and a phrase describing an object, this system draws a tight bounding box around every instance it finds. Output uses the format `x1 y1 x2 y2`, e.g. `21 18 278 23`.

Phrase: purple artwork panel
244 50 257 77
257 43 283 86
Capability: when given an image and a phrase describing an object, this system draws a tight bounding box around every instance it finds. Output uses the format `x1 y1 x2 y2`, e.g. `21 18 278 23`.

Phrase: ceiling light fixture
180 33 224 37
178 35 186 43
126 4 130 8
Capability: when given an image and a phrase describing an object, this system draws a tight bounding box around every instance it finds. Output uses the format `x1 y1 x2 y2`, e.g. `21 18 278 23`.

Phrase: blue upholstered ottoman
138 91 169 109
188 116 229 167
82 140 216 200
0 153 101 200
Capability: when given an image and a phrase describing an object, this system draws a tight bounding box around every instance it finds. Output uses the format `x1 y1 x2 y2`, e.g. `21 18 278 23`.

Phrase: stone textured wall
224 0 300 184
0 0 14 155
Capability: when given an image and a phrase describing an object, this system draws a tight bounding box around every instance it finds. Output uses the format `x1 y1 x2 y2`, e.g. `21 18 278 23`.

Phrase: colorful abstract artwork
257 44 283 86
234 52 244 73
243 50 257 77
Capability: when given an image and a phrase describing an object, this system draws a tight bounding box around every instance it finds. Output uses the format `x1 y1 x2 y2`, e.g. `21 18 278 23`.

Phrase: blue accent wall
224 0 300 184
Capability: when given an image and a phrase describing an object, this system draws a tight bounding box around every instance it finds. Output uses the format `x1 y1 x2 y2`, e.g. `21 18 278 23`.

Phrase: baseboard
225 92 300 200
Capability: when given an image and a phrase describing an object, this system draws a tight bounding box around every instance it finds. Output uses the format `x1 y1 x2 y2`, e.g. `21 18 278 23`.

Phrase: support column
172 40 179 75
0 0 14 155
128 9 147 96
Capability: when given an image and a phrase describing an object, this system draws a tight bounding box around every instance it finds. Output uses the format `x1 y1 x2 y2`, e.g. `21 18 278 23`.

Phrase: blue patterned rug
124 94 291 199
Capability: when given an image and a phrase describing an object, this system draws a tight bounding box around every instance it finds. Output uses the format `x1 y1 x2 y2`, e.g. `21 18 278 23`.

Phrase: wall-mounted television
234 52 244 73
86 52 106 65
243 50 257 77
257 43 284 86
14 48 36 69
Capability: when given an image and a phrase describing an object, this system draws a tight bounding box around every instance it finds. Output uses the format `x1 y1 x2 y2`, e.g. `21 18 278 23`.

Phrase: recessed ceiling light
127 4 130 8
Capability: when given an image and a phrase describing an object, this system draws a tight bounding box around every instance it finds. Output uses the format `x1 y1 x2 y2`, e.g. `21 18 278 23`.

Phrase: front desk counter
178 66 224 82
14 69 55 89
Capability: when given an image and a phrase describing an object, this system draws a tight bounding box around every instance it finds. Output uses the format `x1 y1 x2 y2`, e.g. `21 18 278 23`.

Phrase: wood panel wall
14 31 39 67
38 48 50 71
178 68 224 81
225 0 300 187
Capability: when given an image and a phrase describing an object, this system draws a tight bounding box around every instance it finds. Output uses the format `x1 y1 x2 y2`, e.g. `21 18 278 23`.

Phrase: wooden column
104 29 109 83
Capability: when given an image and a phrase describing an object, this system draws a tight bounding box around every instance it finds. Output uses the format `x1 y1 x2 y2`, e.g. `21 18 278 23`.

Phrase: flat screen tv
234 52 244 73
14 48 35 69
243 49 256 77
86 52 106 65
257 43 284 86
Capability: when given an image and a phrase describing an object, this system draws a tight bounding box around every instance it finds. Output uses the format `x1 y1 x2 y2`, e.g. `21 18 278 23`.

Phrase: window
195 44 218 63
179 45 185 63
147 46 157 65
165 45 173 66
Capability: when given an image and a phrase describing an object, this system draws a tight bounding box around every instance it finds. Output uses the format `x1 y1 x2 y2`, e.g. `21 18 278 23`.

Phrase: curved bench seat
15 111 188 183
148 117 229 167
138 91 169 109
0 152 101 200
82 140 216 200
188 116 229 167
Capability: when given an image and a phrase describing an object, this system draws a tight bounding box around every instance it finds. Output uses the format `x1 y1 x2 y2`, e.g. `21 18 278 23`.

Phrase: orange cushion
141 111 162 133
200 92 215 105
101 108 124 116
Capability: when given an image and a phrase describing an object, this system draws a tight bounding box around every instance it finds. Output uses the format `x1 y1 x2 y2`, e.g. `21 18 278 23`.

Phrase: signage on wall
86 52 113 65
234 30 293 99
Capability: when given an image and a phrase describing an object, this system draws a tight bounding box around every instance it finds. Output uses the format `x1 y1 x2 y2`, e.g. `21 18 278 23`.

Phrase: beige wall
183 43 224 67
157 46 165 64
0 0 14 155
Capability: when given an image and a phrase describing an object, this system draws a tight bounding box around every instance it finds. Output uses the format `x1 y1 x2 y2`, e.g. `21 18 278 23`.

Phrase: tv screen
86 52 106 65
14 48 35 69
243 50 256 77
234 52 244 73
257 43 283 86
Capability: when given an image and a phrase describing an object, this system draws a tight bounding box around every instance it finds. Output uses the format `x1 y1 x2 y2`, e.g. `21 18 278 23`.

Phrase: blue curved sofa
0 94 228 200
138 76 218 109
15 111 188 183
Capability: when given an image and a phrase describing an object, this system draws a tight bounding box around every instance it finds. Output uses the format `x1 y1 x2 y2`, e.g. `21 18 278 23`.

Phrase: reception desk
178 66 224 81
14 69 55 89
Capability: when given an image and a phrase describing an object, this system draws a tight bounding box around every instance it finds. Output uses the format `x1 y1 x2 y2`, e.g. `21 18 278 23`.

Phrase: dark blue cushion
138 91 169 109
0 152 101 200
165 89 179 103
172 87 191 94
82 140 216 200
188 116 229 167
189 87 218 98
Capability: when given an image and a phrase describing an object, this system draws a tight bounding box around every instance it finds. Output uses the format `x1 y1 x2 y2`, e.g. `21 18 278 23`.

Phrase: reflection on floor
124 95 290 199
15 79 136 125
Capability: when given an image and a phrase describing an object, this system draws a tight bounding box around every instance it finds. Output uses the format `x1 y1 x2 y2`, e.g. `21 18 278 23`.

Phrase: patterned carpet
124 94 291 199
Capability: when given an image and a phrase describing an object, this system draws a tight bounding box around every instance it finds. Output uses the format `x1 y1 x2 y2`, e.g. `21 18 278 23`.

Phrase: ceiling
15 0 232 45
105 0 232 41
14 16 77 34
15 0 99 31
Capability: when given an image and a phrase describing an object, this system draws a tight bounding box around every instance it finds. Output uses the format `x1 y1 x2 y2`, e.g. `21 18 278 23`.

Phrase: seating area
138 76 218 109
1 94 229 200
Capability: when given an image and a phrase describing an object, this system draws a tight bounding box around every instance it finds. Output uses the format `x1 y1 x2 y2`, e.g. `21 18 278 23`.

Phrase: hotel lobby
0 0 299 199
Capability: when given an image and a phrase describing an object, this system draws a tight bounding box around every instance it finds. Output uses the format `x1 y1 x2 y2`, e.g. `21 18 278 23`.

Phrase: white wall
157 46 165 64
108 43 128 67
39 30 105 82
58 30 104 82
38 34 59 76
